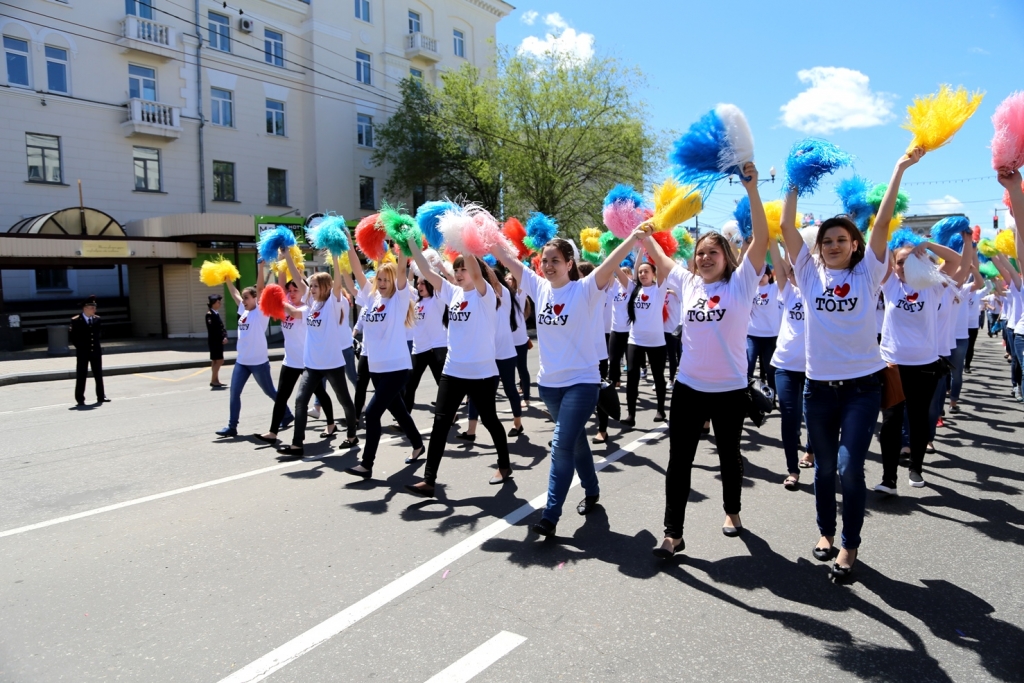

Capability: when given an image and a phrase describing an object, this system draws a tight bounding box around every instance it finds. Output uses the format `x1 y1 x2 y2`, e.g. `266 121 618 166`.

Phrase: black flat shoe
319 426 337 439
620 417 636 428
592 433 607 444
532 519 556 537
456 431 476 442
253 433 278 444
344 466 372 480
338 437 359 449
507 426 523 437
488 468 513 485
652 412 666 423
404 482 436 498
722 525 743 537
831 561 855 583
576 495 599 515
652 539 685 559
405 446 425 464
813 545 834 562
276 445 304 458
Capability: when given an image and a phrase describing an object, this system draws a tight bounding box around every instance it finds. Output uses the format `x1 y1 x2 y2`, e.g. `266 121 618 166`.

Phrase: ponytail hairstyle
626 262 656 325
242 285 258 301
815 215 864 272
543 238 580 281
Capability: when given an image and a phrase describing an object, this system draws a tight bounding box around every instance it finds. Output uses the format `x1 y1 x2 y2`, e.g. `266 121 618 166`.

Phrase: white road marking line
0 436 403 538
217 426 667 683
423 631 527 683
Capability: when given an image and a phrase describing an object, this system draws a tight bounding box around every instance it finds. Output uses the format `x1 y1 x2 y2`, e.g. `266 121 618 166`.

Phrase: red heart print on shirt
311 311 320 319
240 314 247 323
374 304 386 313
707 296 721 309
640 294 649 302
834 283 851 298
459 301 469 311
553 304 565 315
760 293 768 299
906 292 919 303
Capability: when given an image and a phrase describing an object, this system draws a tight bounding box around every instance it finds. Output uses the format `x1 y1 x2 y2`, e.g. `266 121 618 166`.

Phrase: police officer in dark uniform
70 295 109 406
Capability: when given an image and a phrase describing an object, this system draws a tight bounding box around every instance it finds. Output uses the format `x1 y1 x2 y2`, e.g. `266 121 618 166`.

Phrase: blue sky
497 1 1024 236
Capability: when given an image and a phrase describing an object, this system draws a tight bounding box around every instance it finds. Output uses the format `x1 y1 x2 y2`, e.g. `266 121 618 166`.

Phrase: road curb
0 350 285 388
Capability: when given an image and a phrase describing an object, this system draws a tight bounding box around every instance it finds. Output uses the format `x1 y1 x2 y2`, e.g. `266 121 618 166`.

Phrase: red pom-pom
355 214 388 262
443 246 461 263
259 283 287 320
503 217 529 259
972 225 982 242
650 231 678 259
531 254 543 276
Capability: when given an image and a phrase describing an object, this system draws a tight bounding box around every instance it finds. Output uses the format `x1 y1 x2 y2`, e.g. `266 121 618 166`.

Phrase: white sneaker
307 407 321 419
1013 387 1021 401
908 471 926 488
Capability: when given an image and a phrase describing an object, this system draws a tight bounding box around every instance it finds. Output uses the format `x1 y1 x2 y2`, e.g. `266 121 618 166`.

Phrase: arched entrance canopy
7 207 124 236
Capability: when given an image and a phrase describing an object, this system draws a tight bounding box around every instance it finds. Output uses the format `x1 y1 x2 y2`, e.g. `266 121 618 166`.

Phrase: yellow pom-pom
762 200 802 242
866 213 904 240
271 245 306 281
199 256 240 287
337 252 353 275
580 227 602 254
903 84 984 153
374 251 397 268
653 179 702 231
978 239 999 258
996 229 1016 257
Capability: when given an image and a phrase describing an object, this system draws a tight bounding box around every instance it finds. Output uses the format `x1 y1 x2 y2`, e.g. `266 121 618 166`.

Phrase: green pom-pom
379 201 422 256
867 183 910 216
599 231 623 257
582 250 602 264
979 261 999 279
671 226 694 260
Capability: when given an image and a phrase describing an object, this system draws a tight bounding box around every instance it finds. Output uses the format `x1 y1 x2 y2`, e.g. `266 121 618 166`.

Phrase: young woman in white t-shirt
607 267 633 387
780 147 925 582
745 264 782 394
506 272 534 408
623 260 670 425
276 255 359 457
403 275 449 410
490 232 641 536
343 254 425 479
643 163 769 559
403 240 514 496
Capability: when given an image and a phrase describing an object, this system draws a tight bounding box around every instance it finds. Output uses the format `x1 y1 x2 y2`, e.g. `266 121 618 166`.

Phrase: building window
211 88 233 127
208 12 230 52
453 29 465 58
354 0 370 22
4 36 30 87
213 161 235 201
355 50 371 85
35 268 69 291
266 99 285 136
268 168 287 206
125 0 154 19
26 133 62 184
45 46 69 94
408 11 421 34
356 113 374 148
133 146 160 191
128 64 156 100
359 176 375 210
264 29 284 67
410 67 423 81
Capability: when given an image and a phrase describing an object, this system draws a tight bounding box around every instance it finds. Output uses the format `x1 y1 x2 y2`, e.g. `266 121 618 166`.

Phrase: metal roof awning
7 207 126 236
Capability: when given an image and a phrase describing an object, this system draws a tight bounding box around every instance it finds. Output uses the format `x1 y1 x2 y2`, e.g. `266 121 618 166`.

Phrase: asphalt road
1 338 1022 682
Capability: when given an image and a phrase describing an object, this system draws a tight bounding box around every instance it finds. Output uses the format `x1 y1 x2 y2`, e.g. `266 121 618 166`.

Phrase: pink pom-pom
462 210 505 257
603 201 645 239
992 91 1024 173
355 214 388 262
259 284 287 320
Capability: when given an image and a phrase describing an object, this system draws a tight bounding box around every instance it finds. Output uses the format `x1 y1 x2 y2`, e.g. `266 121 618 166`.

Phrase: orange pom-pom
503 217 529 259
355 214 388 262
531 254 543 276
259 283 287 320
443 246 461 263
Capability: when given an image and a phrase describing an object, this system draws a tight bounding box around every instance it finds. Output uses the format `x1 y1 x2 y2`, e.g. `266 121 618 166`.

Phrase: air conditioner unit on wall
239 17 254 32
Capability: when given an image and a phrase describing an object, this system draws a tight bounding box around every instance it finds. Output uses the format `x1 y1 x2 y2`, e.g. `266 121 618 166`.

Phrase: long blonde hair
370 261 415 328
309 272 333 303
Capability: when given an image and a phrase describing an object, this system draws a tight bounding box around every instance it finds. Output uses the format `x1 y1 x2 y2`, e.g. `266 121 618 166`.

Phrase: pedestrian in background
70 294 108 406
206 293 228 388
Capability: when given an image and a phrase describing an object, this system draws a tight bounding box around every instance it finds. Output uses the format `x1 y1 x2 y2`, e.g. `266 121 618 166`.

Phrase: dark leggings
353 354 371 419
608 331 630 384
361 369 424 470
626 343 667 416
746 335 778 394
664 382 748 539
879 361 942 481
964 327 979 371
269 365 331 434
596 357 609 432
665 332 682 382
405 347 446 409
468 356 522 420
422 374 511 485
292 367 356 446
514 343 531 401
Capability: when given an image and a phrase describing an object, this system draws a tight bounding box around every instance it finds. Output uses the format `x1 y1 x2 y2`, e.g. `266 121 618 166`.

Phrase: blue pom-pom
733 196 752 240
258 226 297 264
979 252 991 264
836 176 874 231
888 229 925 252
931 215 970 249
306 215 350 256
524 212 558 251
620 252 635 269
784 139 853 197
603 184 643 208
670 109 730 192
415 200 456 249
482 254 497 268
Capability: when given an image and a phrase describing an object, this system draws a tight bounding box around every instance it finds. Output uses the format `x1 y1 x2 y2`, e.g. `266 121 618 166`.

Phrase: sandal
783 474 799 491
798 455 814 469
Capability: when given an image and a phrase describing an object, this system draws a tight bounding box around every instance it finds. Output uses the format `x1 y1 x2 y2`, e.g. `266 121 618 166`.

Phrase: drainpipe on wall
195 0 206 213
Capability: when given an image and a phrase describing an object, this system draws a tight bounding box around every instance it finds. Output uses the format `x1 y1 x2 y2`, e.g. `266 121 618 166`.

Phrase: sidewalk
0 338 283 387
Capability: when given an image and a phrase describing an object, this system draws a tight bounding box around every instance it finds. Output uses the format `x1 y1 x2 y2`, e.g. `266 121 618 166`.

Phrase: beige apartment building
0 0 511 344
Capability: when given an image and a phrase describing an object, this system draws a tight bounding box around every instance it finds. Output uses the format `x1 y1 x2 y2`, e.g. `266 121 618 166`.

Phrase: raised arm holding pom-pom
872 148 925 263
407 237 443 292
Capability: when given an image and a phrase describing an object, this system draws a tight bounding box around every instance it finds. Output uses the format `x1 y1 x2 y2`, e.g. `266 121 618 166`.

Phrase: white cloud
780 67 895 134
969 47 990 55
926 195 967 216
520 10 538 25
517 13 594 62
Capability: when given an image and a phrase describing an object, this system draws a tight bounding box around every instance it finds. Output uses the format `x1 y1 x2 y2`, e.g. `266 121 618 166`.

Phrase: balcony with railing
116 16 179 60
121 99 183 139
405 32 440 62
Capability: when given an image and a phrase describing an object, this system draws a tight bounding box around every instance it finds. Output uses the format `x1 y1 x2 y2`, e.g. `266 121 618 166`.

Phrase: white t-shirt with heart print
440 279 498 379
494 286 517 361
356 284 413 373
411 293 448 354
880 276 942 367
770 285 806 373
627 282 667 347
795 245 888 381
609 280 632 333
520 268 603 387
747 282 782 338
235 305 270 366
303 294 347 370
280 303 308 369
512 290 530 347
674 258 763 392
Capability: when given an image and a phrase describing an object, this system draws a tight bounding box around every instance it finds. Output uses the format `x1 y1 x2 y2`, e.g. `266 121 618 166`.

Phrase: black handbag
598 380 621 422
746 378 775 428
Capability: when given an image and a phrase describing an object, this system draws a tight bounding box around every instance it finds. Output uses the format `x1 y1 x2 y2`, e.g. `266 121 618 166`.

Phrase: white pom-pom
715 103 755 173
799 225 819 254
902 253 946 290
438 206 471 255
720 219 742 247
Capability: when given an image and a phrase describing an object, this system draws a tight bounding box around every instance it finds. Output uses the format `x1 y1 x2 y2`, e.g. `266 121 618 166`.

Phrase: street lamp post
728 166 776 186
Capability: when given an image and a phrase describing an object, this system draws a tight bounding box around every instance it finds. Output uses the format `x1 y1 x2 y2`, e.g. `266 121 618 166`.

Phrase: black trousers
515 342 531 401
422 374 511 485
362 369 424 469
664 382 747 539
75 351 105 403
665 332 682 382
353 354 371 419
404 347 446 409
608 331 630 384
269 365 330 434
626 343 667 415
596 356 609 432
292 367 356 446
879 362 942 480
964 327 979 371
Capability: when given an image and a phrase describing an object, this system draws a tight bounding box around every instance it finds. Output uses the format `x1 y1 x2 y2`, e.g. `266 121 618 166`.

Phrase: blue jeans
746 335 778 393
774 369 806 474
538 383 600 525
228 361 285 429
1015 334 1024 389
948 337 969 402
804 374 881 550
